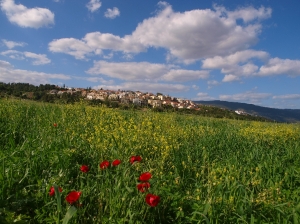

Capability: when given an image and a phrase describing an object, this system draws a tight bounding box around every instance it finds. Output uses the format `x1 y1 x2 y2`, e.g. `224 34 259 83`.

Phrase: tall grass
1 99 300 223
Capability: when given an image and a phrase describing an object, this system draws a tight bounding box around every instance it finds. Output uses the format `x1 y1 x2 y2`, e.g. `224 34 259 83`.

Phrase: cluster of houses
235 110 248 115
49 88 199 109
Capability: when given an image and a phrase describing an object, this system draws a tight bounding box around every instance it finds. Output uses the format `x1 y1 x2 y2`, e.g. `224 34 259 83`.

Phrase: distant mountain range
194 100 300 123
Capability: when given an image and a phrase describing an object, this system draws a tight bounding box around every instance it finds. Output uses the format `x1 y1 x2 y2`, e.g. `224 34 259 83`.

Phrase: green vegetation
1 99 300 223
0 82 271 122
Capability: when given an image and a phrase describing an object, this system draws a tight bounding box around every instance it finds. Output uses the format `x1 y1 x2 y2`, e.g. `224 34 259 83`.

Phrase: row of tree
0 82 82 103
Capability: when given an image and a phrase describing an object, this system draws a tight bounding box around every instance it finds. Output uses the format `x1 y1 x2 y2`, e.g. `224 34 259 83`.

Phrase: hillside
1 100 300 223
0 82 275 122
195 100 300 123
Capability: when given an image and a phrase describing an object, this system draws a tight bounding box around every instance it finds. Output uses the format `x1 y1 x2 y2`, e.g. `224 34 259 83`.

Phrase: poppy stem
157 207 162 224
57 213 60 224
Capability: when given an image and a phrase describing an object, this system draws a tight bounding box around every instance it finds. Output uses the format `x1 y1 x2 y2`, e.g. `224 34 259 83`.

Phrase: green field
1 99 300 223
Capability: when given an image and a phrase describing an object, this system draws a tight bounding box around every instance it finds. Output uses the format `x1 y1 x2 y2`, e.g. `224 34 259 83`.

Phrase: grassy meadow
1 99 300 223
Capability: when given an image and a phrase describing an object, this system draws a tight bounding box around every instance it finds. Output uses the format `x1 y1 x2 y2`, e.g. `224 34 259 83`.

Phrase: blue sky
0 0 300 109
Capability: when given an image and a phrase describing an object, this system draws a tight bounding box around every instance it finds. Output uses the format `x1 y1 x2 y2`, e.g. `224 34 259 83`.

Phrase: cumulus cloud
215 5 272 23
258 58 300 76
1 50 51 65
48 32 145 59
86 60 170 81
218 62 259 82
202 50 269 69
48 4 271 61
83 32 144 53
104 7 120 19
130 4 270 61
86 0 101 12
202 50 269 82
86 60 209 82
93 82 189 93
23 52 51 65
0 60 70 85
0 60 12 69
1 50 25 60
0 0 54 28
222 74 240 82
2 39 27 49
162 69 209 82
202 50 300 81
49 38 94 60
218 63 259 80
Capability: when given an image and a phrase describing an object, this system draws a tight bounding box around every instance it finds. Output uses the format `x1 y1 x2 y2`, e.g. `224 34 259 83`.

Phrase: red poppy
130 155 142 164
112 159 121 166
49 186 62 196
139 172 152 182
145 193 160 207
66 191 81 204
100 160 110 169
53 123 58 127
80 165 89 173
137 182 150 193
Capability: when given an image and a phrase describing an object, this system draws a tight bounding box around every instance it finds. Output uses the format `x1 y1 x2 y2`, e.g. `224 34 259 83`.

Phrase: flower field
1 99 300 223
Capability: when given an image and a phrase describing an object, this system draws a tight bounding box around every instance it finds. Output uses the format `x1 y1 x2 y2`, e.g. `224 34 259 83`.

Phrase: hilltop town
0 82 274 122
49 87 199 110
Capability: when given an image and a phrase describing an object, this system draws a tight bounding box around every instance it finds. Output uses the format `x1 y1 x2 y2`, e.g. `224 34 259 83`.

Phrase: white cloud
162 69 209 82
1 0 54 28
273 94 300 100
130 4 270 61
222 74 240 82
219 63 259 79
1 50 51 65
201 52 300 82
23 52 51 65
2 39 27 49
258 58 300 76
48 38 93 60
48 32 145 59
104 7 120 19
203 52 300 80
215 5 272 23
86 60 208 82
202 50 268 82
0 60 11 68
86 0 101 12
219 91 272 104
193 92 215 101
86 60 169 81
83 32 144 53
48 4 271 62
1 50 25 60
202 50 269 69
93 82 189 93
0 60 70 85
